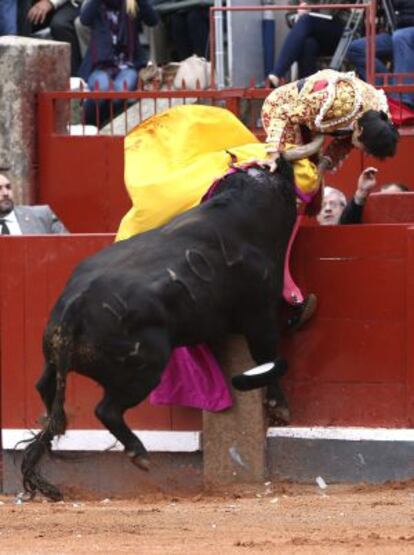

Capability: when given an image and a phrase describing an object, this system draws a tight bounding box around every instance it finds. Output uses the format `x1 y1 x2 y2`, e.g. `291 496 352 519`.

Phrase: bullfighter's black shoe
287 293 317 332
231 357 288 391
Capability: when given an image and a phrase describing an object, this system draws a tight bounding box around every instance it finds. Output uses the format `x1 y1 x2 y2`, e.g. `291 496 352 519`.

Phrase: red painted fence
2 221 414 446
36 88 414 235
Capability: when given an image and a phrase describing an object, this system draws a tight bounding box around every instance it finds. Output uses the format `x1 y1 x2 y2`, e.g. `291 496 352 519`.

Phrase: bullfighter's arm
320 136 353 172
261 86 305 153
261 80 330 154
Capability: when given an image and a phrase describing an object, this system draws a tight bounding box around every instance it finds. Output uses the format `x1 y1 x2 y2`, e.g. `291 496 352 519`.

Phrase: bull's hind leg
36 363 57 416
95 328 171 470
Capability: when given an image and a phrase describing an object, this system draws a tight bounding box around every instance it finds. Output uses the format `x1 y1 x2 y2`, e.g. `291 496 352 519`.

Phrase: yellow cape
117 105 319 241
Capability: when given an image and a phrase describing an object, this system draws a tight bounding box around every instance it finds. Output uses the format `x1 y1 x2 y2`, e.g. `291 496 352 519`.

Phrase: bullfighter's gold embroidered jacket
261 69 389 169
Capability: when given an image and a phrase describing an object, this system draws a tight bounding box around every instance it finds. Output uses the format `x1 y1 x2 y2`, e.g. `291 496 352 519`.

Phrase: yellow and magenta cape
117 105 319 241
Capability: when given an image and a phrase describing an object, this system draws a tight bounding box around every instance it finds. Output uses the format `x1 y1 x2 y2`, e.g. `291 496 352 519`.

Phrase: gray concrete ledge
267 434 414 483
3 451 202 497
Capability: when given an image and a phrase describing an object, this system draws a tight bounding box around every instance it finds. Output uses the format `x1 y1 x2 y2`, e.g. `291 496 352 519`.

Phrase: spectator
339 166 378 224
380 182 409 193
317 169 410 225
155 0 211 62
316 185 347 225
268 0 356 88
79 0 159 125
20 1 84 75
0 172 68 234
0 0 17 36
346 0 414 108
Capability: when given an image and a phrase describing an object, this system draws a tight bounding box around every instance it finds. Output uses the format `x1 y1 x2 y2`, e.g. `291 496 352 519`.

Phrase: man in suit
0 172 68 234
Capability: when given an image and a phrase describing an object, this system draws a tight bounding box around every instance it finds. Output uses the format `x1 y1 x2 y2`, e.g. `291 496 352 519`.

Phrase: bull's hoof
128 452 151 471
266 399 291 426
232 359 287 391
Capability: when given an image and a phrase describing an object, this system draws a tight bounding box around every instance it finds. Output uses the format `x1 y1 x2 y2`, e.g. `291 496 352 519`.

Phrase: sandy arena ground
0 482 414 553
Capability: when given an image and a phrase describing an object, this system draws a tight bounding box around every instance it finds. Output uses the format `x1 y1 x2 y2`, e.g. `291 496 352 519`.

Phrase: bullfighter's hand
256 152 280 173
355 166 377 205
28 0 54 25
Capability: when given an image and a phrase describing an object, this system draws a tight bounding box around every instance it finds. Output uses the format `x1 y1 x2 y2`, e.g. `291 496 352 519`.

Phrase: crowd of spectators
0 0 210 80
268 0 414 113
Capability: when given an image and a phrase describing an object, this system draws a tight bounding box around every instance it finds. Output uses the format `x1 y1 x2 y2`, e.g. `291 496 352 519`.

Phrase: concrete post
203 336 267 487
0 36 70 204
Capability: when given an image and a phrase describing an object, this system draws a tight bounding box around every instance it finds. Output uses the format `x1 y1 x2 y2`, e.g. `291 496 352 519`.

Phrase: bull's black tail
21 355 69 501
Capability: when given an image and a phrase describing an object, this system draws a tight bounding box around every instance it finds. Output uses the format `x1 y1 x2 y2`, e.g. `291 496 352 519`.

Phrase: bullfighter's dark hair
357 110 399 159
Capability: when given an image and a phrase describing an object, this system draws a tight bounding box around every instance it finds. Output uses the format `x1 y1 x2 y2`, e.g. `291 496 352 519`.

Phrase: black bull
21 157 306 501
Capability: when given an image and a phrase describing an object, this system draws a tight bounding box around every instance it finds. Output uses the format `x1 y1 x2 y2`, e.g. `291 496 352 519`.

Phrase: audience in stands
0 171 68 234
268 0 357 88
155 0 211 62
79 0 159 125
0 0 17 36
347 0 414 108
19 0 84 76
317 168 410 225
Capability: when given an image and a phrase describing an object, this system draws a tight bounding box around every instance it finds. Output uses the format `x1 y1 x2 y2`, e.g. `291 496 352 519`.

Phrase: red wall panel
38 137 131 233
0 236 202 433
2 226 414 433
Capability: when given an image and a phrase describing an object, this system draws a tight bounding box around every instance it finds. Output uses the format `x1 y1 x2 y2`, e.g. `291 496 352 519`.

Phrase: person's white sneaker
268 74 280 88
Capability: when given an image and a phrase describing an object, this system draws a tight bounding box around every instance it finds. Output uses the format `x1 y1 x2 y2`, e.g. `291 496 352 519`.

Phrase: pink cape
149 345 233 412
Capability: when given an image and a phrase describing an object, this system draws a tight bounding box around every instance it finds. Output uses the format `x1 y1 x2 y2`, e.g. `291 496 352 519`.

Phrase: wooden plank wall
1 226 414 436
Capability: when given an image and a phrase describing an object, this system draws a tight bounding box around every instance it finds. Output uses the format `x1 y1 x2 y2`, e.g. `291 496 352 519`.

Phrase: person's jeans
50 2 82 76
168 7 210 61
0 0 17 35
347 28 414 107
273 14 344 78
84 67 139 126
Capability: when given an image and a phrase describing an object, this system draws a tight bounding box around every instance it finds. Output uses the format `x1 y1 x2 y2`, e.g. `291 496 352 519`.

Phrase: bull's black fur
21 158 297 500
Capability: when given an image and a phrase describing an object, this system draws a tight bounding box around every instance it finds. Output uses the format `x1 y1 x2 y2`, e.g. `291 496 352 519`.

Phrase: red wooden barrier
36 89 414 234
2 224 414 453
286 224 414 427
0 236 201 453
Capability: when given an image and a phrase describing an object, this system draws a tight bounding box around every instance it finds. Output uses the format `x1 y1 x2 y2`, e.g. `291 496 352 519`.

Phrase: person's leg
17 0 32 35
392 27 414 107
282 215 317 331
84 69 111 126
347 33 392 83
74 15 91 60
112 67 139 116
0 0 17 35
49 2 82 76
168 11 193 61
186 7 209 59
88 69 111 91
297 37 320 78
113 67 139 91
272 15 342 79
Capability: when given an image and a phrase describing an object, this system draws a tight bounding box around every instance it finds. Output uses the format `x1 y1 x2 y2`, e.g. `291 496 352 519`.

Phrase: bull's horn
283 134 325 161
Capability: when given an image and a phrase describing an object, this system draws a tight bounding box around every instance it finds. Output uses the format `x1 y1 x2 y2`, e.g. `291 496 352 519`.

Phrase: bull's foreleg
242 312 290 425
